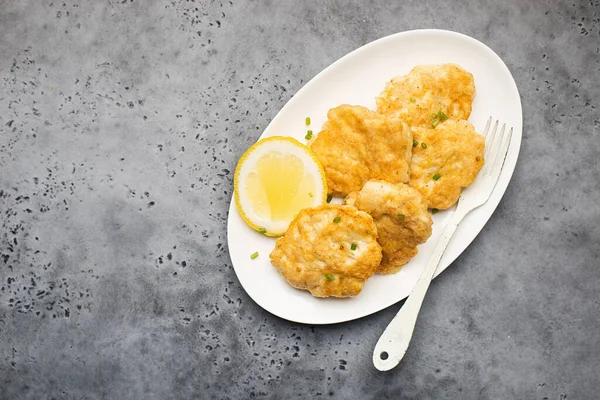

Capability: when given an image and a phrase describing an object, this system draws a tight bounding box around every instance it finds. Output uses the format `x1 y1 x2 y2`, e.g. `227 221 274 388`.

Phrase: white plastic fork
373 118 513 371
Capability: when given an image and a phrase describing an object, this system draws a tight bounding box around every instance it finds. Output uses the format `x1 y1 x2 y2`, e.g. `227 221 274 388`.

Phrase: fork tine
481 120 499 175
488 127 513 188
481 117 492 139
485 123 506 176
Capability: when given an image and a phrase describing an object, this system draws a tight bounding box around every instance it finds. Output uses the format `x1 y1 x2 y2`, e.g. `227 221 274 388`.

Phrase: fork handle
373 211 464 371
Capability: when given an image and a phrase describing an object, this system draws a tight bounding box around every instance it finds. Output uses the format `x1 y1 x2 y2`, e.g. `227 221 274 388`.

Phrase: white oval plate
226 29 522 325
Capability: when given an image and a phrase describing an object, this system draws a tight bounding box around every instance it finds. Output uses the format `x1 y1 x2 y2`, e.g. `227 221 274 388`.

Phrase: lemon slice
234 136 327 236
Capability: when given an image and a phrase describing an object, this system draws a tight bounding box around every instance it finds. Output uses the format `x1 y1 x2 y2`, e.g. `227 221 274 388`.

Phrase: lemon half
234 136 327 236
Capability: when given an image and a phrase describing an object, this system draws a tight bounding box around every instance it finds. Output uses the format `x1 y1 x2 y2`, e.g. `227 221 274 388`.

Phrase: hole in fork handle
380 351 389 360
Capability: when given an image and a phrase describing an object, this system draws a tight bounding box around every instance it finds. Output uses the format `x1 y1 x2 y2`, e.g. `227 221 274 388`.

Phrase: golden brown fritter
309 105 412 197
344 180 432 275
269 204 382 298
376 64 475 127
409 120 485 209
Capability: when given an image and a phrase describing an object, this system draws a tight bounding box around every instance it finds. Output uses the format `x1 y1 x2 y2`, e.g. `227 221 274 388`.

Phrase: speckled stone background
1 0 599 399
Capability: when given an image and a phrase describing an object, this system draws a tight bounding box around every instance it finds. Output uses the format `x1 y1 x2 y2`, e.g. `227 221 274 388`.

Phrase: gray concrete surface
1 1 599 399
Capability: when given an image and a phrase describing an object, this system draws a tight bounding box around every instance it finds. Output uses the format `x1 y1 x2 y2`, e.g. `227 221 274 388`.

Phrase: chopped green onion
437 111 448 121
333 216 341 223
431 113 438 119
421 142 428 149
397 213 405 219
409 97 417 103
250 252 259 259
326 195 333 203
305 117 311 126
413 139 418 147
433 173 441 181
366 229 371 234
305 130 313 140
308 192 313 198
351 243 357 250
258 227 267 234
324 273 335 281
431 208 439 214
432 119 440 128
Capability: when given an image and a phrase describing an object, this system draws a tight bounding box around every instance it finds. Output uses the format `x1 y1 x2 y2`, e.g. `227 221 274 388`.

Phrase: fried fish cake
309 105 412 197
376 64 475 127
344 180 432 274
409 120 485 209
270 204 382 298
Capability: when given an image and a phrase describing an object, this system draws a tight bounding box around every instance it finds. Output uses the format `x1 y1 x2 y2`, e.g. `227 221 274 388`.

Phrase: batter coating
377 64 475 127
409 120 485 209
344 180 433 274
310 105 412 197
270 205 382 297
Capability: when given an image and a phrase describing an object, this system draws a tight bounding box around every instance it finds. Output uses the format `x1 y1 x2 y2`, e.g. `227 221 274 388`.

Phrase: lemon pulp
244 151 317 222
